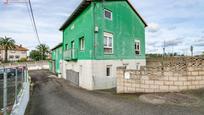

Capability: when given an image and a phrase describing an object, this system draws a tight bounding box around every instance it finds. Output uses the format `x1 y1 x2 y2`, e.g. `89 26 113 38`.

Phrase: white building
0 45 28 61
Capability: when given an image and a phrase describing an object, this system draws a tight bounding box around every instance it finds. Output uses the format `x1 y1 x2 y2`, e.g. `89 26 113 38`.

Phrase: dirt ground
26 70 204 115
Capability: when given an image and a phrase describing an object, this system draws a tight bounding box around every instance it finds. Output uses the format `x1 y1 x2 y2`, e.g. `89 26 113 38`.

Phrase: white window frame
104 32 113 54
135 40 141 55
79 37 85 51
104 9 112 20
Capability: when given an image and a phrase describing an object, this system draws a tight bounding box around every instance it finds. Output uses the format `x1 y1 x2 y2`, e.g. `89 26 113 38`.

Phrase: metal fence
0 65 28 115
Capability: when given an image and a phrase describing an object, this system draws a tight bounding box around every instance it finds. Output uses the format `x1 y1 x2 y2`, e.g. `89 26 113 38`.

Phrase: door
66 69 79 86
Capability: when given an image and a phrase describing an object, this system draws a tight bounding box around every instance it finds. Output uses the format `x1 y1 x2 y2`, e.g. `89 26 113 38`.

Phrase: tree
0 36 15 62
29 50 41 61
36 44 50 60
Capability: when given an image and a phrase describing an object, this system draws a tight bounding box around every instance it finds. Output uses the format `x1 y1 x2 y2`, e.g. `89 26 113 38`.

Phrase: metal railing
0 65 28 115
64 48 78 60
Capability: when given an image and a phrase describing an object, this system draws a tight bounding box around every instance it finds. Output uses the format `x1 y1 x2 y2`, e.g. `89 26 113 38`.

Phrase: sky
0 0 204 55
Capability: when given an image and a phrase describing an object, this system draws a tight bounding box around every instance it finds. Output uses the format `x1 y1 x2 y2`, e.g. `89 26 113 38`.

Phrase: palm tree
0 36 15 62
36 44 49 60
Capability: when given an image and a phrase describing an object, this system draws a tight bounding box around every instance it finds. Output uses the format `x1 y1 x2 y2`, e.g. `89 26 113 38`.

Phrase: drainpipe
93 2 96 59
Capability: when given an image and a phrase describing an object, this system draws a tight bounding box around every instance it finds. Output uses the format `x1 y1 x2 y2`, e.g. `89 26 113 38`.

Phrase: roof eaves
59 0 92 31
51 43 63 51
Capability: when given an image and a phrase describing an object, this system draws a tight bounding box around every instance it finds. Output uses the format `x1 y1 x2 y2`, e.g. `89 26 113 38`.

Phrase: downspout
93 2 96 59
92 2 97 90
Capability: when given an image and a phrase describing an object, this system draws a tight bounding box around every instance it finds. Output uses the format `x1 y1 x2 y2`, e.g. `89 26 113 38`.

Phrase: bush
18 57 27 62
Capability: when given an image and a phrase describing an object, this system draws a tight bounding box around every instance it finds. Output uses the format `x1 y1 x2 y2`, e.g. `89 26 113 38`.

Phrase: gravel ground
26 70 204 115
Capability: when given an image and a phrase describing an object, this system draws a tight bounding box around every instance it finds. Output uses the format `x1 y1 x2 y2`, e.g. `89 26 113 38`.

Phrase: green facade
51 45 63 74
62 0 146 61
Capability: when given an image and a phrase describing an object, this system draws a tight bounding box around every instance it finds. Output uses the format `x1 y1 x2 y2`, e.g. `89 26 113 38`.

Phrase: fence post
15 68 18 104
3 68 7 115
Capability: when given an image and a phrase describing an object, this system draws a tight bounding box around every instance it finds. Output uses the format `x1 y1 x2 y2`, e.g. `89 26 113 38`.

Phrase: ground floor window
106 65 112 77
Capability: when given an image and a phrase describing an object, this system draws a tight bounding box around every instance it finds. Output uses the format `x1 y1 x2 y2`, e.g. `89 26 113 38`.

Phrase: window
135 40 141 55
65 43 68 50
21 51 26 54
104 9 112 20
79 37 85 51
9 55 14 59
106 66 112 77
15 55 20 59
104 32 113 54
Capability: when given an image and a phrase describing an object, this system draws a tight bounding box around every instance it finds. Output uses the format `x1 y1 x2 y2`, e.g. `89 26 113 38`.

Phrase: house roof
0 45 28 51
59 0 147 31
51 43 63 51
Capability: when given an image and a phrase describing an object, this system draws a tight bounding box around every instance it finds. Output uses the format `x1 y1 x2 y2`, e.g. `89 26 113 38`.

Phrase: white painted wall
62 60 93 90
62 59 146 90
0 50 27 61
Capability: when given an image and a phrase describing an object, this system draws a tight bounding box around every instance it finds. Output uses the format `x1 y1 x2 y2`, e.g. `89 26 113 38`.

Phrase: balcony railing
64 48 78 60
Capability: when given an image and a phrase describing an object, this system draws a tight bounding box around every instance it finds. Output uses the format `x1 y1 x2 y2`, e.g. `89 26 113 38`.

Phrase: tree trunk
5 47 8 62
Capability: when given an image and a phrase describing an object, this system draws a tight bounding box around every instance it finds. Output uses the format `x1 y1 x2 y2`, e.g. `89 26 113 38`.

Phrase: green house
50 43 63 76
58 0 147 90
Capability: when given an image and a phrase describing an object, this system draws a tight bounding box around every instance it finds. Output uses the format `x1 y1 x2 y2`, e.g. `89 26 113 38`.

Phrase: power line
4 0 41 45
27 0 41 44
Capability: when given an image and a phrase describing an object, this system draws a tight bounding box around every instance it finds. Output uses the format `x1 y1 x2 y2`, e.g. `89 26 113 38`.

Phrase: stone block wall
117 57 204 93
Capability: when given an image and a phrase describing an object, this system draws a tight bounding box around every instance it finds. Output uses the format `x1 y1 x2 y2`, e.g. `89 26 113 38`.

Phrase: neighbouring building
50 43 63 76
53 0 147 90
0 44 28 61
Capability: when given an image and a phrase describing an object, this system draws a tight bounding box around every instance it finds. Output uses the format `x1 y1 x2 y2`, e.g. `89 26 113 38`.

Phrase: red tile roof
0 45 28 51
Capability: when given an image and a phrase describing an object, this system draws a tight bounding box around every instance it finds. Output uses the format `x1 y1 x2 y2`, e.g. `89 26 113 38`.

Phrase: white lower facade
61 59 146 90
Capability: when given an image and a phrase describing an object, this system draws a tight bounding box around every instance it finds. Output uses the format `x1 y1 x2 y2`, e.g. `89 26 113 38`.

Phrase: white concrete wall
92 59 146 90
62 59 146 90
62 60 93 90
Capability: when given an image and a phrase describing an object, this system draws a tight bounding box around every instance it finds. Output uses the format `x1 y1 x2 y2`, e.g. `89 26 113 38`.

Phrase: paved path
26 70 204 115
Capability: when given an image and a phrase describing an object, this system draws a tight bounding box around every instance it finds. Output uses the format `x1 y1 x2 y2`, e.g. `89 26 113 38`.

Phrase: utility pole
190 45 194 57
163 40 166 56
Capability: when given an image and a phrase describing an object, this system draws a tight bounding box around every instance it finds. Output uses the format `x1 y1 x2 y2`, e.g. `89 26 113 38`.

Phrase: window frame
104 32 114 54
135 40 141 55
104 9 112 20
106 65 112 77
79 37 85 51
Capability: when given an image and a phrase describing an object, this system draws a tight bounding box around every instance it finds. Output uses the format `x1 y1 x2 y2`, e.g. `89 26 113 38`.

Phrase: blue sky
0 0 204 55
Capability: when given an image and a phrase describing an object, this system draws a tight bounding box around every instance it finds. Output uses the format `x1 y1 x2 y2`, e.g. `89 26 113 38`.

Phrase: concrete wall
117 57 204 93
11 82 30 115
0 61 49 70
62 59 146 90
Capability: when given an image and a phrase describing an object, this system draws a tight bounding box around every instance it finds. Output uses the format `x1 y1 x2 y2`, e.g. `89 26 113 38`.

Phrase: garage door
66 69 79 86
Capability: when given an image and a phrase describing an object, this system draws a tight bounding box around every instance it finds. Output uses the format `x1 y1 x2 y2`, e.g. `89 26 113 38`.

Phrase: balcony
64 48 78 60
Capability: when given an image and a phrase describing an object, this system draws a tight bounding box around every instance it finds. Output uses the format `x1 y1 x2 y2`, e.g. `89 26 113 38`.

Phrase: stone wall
117 57 204 93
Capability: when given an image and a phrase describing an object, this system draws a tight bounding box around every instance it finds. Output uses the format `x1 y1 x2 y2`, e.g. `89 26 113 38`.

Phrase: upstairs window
135 40 141 55
104 32 113 54
104 9 112 20
79 37 85 51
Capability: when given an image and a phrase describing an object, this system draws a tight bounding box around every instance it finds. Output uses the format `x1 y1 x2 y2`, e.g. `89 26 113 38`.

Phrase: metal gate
66 70 79 86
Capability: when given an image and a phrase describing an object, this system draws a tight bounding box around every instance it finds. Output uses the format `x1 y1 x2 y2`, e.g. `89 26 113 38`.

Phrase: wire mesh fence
0 66 28 115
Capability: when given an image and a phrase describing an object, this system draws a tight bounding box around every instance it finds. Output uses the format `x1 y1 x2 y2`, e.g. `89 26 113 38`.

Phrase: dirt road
26 70 204 115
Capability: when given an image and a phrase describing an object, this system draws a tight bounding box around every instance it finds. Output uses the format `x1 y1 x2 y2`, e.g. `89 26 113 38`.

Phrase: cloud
147 22 160 33
164 38 183 47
